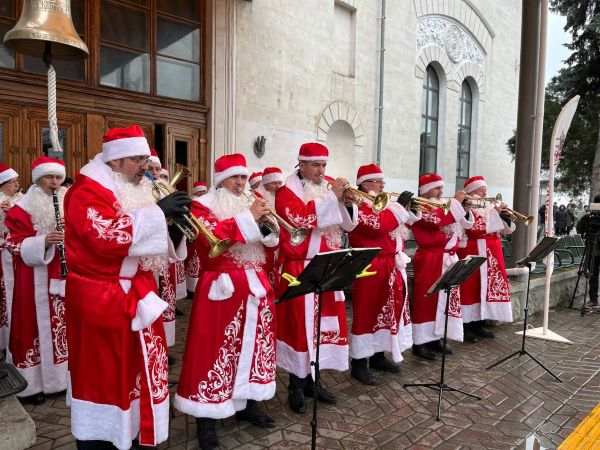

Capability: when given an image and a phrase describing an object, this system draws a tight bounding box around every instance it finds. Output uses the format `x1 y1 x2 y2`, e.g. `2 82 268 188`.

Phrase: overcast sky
545 11 572 85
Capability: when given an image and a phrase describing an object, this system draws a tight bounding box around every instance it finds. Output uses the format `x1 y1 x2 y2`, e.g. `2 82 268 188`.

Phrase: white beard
112 173 169 273
211 187 265 267
302 179 344 250
27 186 66 234
303 179 329 202
0 191 10 235
262 190 276 207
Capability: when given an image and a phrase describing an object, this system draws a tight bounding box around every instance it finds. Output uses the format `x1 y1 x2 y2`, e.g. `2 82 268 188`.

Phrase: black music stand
278 247 380 450
486 236 563 382
404 256 486 420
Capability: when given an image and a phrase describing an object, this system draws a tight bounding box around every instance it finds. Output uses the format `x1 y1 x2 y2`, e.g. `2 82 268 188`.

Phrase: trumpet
244 192 308 246
469 193 533 225
320 176 375 206
371 191 451 215
147 164 231 258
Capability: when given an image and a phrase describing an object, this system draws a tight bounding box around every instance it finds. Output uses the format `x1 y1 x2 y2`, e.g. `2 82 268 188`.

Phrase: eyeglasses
129 156 149 165
365 179 385 184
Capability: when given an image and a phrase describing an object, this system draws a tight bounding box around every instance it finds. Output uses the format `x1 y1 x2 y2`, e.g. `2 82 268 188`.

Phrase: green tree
507 1 600 198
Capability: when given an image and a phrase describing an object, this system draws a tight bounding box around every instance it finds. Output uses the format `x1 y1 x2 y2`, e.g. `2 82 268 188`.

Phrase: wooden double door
0 103 207 191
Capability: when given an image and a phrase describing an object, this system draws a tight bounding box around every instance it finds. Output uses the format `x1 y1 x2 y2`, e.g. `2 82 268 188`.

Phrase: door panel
0 105 21 177
105 117 155 148
164 123 199 193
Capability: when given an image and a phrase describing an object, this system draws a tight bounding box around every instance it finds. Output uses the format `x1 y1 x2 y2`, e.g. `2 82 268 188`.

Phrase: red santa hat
31 156 66 183
249 171 263 186
297 142 329 161
192 181 207 194
0 163 18 185
160 167 169 178
262 167 283 185
148 148 161 165
214 153 250 186
463 175 487 193
356 163 384 186
101 125 150 163
419 173 445 195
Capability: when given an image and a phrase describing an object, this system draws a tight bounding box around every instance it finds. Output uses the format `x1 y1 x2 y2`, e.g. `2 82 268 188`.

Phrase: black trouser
587 253 600 301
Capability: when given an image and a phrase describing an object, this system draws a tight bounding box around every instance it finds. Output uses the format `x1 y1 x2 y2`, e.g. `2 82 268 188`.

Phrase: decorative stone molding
316 101 365 148
416 16 486 92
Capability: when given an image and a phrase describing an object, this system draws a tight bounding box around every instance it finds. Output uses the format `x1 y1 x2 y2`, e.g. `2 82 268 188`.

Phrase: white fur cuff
20 235 56 267
235 210 262 244
208 274 235 301
131 293 168 331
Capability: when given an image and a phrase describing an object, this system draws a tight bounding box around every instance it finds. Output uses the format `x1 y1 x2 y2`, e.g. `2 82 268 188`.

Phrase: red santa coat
64 154 182 449
5 188 67 397
158 261 178 347
457 206 514 323
348 201 418 362
253 187 279 286
274 171 357 377
184 241 201 292
0 193 16 351
409 199 473 344
174 192 278 419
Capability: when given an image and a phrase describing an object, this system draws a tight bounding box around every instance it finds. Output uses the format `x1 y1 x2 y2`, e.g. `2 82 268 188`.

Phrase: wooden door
0 105 22 178
164 123 200 194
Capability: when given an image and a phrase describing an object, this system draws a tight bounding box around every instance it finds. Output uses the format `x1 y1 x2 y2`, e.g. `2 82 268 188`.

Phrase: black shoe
236 400 275 428
196 418 219 450
412 344 436 360
168 354 177 366
24 392 46 405
76 439 116 450
132 438 156 449
351 358 377 385
304 379 337 404
463 323 480 343
369 352 400 373
175 307 185 316
425 339 453 355
470 321 495 338
288 386 306 413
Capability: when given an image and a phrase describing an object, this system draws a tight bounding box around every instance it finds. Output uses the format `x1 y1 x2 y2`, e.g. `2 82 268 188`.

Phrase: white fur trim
350 329 410 363
70 395 169 450
49 278 66 297
339 202 358 232
464 179 486 193
214 166 249 187
314 191 343 228
260 231 279 248
234 210 261 243
461 304 482 324
261 172 283 185
449 199 474 229
167 236 188 262
32 162 65 183
186 275 198 292
20 235 56 267
249 175 262 186
485 208 506 234
127 205 169 257
131 292 168 331
0 168 18 185
163 320 175 347
297 156 328 162
419 180 444 195
173 395 249 420
321 316 339 333
101 137 150 163
208 273 235 300
276 340 349 378
192 185 207 194
356 172 384 186
148 155 161 165
386 202 410 225
232 295 260 398
2 250 14 353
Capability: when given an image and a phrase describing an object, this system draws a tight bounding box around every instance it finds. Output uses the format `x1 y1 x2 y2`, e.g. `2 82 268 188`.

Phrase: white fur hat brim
262 173 283 185
214 166 250 186
464 179 487 193
0 168 18 185
102 136 150 162
32 163 66 183
356 172 384 186
419 180 445 195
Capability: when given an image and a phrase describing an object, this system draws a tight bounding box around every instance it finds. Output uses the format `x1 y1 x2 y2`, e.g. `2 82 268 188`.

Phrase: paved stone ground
24 298 599 450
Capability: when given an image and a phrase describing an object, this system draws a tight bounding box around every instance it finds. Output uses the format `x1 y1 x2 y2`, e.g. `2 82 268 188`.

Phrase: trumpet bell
4 0 88 59
290 227 308 246
209 238 232 258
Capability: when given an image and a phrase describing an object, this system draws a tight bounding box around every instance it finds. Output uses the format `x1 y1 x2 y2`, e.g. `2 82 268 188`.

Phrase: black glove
397 191 414 208
168 224 184 247
157 191 192 218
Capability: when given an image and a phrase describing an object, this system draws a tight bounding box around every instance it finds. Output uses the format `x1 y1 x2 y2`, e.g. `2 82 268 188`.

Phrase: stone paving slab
21 300 600 449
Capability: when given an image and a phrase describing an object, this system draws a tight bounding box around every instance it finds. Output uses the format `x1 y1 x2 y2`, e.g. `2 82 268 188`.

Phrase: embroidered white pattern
50 294 68 364
186 250 200 278
129 373 142 400
143 326 169 402
471 215 486 232
4 235 21 255
440 223 463 239
160 268 176 322
17 337 41 368
486 248 511 303
421 212 441 224
358 211 380 230
87 207 133 244
285 208 316 229
192 303 244 403
374 268 399 334
249 301 276 384
448 286 462 318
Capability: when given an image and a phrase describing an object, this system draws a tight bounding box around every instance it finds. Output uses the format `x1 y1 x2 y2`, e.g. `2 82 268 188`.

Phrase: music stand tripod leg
405 286 480 421
569 242 587 309
310 288 323 450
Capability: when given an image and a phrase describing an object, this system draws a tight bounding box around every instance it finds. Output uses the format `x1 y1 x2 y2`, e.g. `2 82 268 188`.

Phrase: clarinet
51 188 68 278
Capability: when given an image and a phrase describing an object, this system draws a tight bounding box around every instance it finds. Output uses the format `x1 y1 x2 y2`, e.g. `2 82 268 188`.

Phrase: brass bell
3 0 88 59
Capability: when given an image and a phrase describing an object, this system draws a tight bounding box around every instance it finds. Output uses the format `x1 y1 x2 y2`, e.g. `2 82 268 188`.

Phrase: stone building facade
211 0 522 197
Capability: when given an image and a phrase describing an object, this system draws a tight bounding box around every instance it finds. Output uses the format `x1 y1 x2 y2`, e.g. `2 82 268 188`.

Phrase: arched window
420 66 439 176
456 80 472 189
